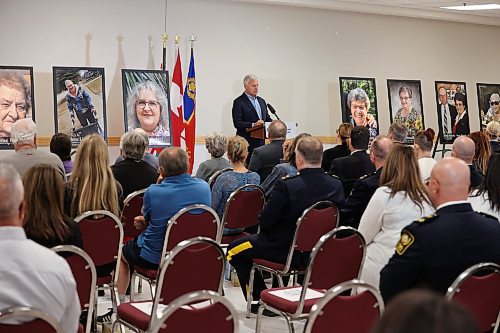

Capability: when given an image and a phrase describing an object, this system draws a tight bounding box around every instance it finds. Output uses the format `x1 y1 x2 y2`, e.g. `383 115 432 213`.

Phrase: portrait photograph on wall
0 66 35 149
476 83 500 130
435 81 469 144
387 79 424 144
52 66 107 147
339 77 379 139
122 69 171 147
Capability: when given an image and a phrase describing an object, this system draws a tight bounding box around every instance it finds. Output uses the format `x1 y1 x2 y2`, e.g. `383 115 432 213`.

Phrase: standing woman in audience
211 136 260 233
23 164 82 248
321 123 352 172
469 153 500 220
414 128 437 182
195 132 231 182
468 131 491 175
358 144 434 289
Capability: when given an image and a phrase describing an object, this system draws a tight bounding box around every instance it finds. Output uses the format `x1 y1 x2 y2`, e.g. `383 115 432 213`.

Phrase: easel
432 131 452 158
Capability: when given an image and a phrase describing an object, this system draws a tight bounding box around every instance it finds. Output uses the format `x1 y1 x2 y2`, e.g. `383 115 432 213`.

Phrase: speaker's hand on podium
252 120 264 127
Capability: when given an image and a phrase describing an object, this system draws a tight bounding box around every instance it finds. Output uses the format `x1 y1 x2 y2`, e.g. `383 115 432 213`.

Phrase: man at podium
232 74 272 159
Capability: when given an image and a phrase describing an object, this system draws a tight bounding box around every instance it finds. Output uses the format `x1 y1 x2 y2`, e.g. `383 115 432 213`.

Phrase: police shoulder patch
281 174 299 181
416 214 437 223
395 230 415 255
330 174 340 180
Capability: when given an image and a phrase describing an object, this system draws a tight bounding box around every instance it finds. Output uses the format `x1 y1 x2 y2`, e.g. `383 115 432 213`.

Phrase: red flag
170 47 185 148
183 47 196 173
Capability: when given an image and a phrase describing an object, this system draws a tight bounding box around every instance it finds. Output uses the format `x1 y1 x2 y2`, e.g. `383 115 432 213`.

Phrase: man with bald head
451 135 484 189
380 157 500 302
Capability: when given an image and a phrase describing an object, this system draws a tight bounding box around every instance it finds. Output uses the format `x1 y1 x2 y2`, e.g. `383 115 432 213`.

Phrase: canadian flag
169 47 185 148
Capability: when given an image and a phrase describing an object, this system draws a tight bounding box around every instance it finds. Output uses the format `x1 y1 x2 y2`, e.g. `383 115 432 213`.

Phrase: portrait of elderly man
0 69 32 140
346 87 378 139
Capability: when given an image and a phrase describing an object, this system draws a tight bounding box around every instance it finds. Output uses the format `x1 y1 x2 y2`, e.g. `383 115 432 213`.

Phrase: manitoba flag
183 47 196 174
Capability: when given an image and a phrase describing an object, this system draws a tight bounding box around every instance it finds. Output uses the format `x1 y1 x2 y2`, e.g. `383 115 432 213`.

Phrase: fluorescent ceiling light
441 3 500 10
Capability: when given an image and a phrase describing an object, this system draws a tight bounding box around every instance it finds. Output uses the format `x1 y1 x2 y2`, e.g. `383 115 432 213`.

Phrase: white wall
1 0 500 167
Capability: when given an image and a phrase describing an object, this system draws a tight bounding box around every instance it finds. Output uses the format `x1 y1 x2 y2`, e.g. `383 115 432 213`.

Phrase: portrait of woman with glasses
126 80 170 146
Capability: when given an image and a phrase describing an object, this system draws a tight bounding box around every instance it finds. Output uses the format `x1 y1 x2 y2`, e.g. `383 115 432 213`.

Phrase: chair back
150 237 226 321
446 262 500 333
0 307 63 333
304 279 384 333
258 165 275 182
221 184 265 230
52 245 96 333
148 290 238 333
121 189 147 240
208 168 233 189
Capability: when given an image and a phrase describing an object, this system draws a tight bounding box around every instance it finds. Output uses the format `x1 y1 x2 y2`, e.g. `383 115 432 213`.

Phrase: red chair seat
78 323 84 333
221 232 250 245
96 275 112 286
260 286 324 314
135 265 158 279
116 302 151 331
253 258 286 271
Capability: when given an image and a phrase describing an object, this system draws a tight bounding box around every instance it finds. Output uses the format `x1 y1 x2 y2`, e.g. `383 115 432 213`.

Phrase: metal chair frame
208 167 233 188
0 306 63 333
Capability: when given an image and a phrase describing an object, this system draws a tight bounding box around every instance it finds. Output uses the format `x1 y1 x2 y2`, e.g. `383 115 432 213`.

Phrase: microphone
266 103 280 120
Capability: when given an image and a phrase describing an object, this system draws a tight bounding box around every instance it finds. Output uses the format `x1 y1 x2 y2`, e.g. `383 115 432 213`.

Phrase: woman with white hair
486 120 500 153
195 132 231 181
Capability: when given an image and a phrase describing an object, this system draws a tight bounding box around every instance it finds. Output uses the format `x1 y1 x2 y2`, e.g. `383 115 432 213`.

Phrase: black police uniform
329 150 375 196
469 164 484 189
340 167 382 229
380 202 500 303
227 168 345 300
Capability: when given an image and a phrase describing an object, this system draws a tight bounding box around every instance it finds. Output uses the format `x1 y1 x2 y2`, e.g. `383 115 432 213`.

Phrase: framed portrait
52 67 107 147
0 66 35 149
435 81 468 144
122 69 171 147
387 79 425 144
476 83 500 130
339 77 379 139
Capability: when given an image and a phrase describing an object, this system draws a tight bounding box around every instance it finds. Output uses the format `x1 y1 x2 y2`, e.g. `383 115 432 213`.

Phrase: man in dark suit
329 126 375 196
340 135 393 228
437 86 457 142
232 74 272 159
451 136 484 189
248 120 287 182
227 137 345 310
380 157 500 303
452 92 470 135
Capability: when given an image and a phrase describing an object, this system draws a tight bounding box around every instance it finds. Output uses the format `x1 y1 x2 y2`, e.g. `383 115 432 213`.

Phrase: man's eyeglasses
136 100 159 110
490 101 499 106
424 177 431 186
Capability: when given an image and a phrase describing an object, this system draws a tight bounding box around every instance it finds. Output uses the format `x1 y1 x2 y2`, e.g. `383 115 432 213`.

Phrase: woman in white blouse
414 128 437 183
358 144 434 289
469 153 500 220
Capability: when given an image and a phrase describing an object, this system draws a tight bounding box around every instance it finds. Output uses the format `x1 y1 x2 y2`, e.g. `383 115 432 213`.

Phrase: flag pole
161 0 168 71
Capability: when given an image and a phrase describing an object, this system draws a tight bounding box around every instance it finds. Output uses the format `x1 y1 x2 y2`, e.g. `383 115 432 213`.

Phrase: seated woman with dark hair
414 128 436 182
321 123 352 172
469 153 500 220
50 133 73 174
195 132 231 181
23 164 82 248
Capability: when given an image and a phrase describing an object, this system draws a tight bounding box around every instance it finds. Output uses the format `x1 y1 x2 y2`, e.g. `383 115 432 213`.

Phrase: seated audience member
228 137 345 312
321 123 352 172
414 128 437 182
380 157 500 302
329 126 375 196
212 136 260 232
468 131 492 175
248 119 287 182
23 164 82 249
469 153 500 220
340 135 393 228
358 144 433 289
195 132 231 182
0 163 80 333
372 290 479 333
117 148 210 300
50 132 74 174
260 133 311 198
115 128 159 171
451 136 484 189
485 120 500 153
387 122 408 144
3 118 64 177
111 130 158 200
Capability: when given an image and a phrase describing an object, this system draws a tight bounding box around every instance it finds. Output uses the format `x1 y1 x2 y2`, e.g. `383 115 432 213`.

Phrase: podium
246 124 265 139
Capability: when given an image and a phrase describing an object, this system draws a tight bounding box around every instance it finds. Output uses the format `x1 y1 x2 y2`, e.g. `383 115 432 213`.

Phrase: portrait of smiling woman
123 70 171 146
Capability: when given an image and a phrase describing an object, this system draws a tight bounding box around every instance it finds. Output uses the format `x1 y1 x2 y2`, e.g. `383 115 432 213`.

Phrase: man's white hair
11 118 36 145
243 74 258 87
0 163 24 218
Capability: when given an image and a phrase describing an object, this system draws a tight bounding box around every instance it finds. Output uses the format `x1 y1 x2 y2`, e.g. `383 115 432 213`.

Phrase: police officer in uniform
380 157 500 303
340 135 392 228
227 136 345 311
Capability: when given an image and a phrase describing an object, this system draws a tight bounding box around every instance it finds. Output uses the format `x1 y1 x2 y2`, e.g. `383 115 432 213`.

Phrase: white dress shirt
0 227 80 333
418 157 437 182
469 190 500 221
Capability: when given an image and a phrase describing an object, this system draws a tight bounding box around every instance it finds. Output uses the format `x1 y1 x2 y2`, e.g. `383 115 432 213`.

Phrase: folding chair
246 200 339 317
147 290 238 333
208 167 233 189
0 306 63 333
304 279 384 333
255 227 366 333
74 210 124 324
112 237 226 333
131 205 221 299
446 262 500 333
121 189 147 243
220 184 265 246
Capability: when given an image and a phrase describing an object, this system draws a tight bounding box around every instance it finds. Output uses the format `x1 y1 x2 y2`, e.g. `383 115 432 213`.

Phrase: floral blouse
394 108 423 140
